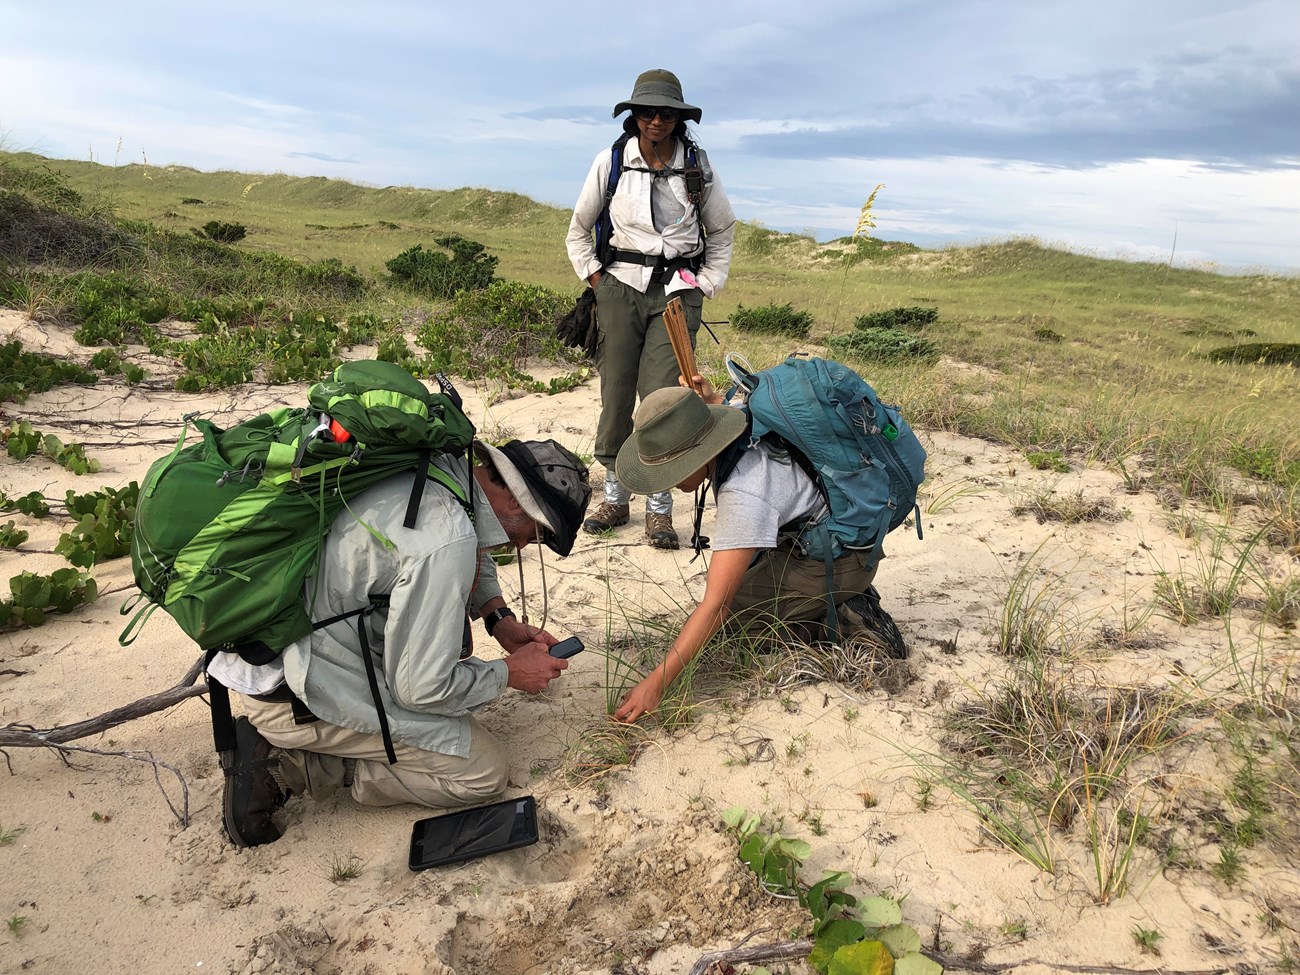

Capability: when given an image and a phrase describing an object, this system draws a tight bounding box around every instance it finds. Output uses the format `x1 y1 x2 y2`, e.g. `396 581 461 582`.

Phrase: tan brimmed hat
616 388 747 495
612 68 702 124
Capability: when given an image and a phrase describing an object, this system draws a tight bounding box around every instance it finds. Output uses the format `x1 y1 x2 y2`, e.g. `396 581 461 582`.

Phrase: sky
3 0 1298 273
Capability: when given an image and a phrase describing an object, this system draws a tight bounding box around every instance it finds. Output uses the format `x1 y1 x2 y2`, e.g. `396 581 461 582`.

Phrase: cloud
738 48 1300 170
286 151 357 164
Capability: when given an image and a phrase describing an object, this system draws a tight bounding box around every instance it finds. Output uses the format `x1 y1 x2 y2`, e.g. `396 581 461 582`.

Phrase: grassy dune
5 150 1299 501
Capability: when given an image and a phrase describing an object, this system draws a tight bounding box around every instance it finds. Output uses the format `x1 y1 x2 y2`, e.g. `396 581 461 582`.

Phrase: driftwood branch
0 656 206 824
686 938 813 975
0 656 206 748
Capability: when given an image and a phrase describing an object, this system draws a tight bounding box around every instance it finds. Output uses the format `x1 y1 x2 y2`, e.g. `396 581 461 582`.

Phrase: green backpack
121 360 476 762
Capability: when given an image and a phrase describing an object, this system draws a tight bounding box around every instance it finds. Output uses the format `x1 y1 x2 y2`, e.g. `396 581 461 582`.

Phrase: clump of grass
996 543 1081 657
558 722 653 791
0 823 25 845
933 638 1196 902
1012 486 1122 525
328 852 364 883
729 302 813 338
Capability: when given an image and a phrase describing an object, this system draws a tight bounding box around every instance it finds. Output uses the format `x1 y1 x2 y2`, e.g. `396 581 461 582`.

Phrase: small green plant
729 302 814 338
1131 925 1162 955
0 568 99 628
1026 450 1069 473
2 422 101 474
54 483 137 568
0 339 98 403
91 811 111 822
722 806 942 975
1212 840 1245 885
1204 342 1300 367
0 521 29 548
328 852 364 883
0 823 25 844
1000 919 1028 942
7 914 28 938
0 490 50 518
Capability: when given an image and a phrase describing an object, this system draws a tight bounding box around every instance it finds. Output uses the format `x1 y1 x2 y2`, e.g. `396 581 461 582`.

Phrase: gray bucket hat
616 388 747 495
474 439 591 556
612 68 702 124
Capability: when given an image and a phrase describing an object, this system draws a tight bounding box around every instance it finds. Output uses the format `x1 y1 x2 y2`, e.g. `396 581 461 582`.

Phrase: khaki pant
728 540 879 642
242 696 509 809
593 274 703 468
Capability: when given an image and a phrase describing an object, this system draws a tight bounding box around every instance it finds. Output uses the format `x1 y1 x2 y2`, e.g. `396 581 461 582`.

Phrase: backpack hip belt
607 249 702 284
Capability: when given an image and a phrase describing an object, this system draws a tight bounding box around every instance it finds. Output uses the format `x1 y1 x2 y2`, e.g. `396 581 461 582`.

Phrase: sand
1 308 1295 974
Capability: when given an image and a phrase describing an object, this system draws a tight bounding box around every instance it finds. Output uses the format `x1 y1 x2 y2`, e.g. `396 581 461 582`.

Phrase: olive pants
728 540 879 643
593 274 703 470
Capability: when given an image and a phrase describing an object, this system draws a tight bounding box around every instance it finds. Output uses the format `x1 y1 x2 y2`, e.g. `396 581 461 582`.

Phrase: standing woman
566 69 736 550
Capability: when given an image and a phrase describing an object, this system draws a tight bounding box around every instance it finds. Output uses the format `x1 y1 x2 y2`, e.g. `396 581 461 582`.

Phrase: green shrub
1034 327 1064 342
198 221 247 243
1229 444 1300 486
729 302 813 338
386 235 498 299
852 306 938 331
1204 342 1300 366
828 327 939 364
180 197 204 205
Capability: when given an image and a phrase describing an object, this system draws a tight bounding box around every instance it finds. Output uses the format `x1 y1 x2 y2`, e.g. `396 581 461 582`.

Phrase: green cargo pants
593 273 703 469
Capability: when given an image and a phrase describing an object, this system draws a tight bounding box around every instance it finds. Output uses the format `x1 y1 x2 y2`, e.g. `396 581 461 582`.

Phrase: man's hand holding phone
504 642 568 692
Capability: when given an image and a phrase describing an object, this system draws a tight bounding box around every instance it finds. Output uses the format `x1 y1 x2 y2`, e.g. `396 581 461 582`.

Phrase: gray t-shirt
710 441 825 551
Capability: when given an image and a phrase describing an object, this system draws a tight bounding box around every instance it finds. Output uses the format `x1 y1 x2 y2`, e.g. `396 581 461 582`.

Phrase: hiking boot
645 512 679 550
582 501 630 535
839 586 908 659
222 716 288 848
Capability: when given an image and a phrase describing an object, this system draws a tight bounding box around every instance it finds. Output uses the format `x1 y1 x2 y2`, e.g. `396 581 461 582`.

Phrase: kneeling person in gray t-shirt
611 379 879 723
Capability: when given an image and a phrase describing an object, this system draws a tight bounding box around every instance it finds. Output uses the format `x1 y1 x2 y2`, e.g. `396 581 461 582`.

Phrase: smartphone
549 636 584 659
408 795 538 871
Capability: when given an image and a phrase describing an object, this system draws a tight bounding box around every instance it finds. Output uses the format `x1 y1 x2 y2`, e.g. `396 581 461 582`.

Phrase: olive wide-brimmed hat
616 388 747 495
612 68 702 124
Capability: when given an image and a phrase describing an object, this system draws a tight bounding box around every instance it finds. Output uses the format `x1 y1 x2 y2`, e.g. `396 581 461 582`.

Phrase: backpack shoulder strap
595 132 632 268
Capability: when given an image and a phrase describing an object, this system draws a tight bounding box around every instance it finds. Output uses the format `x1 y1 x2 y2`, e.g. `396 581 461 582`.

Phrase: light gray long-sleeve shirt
566 135 736 298
277 455 511 758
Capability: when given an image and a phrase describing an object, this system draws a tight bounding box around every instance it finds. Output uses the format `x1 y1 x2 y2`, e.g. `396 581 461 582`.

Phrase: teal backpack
121 359 476 763
720 355 926 636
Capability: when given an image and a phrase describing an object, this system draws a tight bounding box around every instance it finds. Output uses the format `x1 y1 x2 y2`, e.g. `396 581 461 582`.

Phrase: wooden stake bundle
663 296 699 392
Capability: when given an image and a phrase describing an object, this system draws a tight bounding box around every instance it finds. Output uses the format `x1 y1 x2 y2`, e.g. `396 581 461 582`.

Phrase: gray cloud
738 49 1300 170
286 150 357 164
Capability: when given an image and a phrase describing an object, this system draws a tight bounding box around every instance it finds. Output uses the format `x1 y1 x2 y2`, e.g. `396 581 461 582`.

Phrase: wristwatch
482 606 516 637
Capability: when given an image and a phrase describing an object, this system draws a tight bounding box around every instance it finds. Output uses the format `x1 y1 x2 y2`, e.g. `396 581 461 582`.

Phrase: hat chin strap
689 480 711 562
515 523 548 631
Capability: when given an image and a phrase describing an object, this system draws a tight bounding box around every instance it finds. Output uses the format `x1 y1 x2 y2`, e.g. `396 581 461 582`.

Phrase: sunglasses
633 106 681 123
